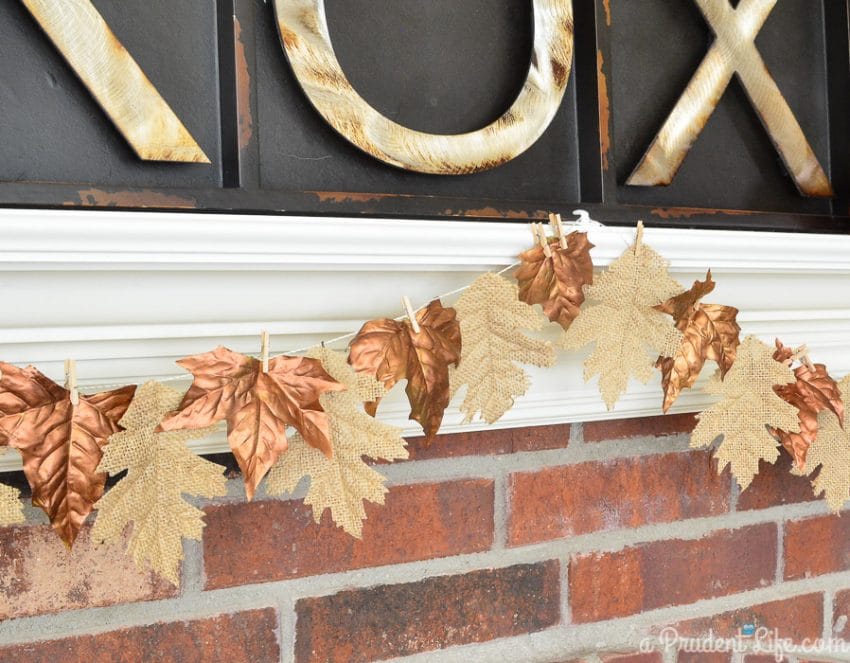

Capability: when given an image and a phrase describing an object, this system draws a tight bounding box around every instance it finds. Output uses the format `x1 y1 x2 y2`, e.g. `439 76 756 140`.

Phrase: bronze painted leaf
349 299 461 445
655 271 740 412
0 362 136 547
158 346 345 500
768 339 844 471
514 231 594 330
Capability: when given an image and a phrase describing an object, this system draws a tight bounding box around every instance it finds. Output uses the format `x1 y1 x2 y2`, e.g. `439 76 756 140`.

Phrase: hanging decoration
655 271 740 413
349 299 461 445
450 272 555 424
807 375 850 513
560 222 683 409
514 214 594 331
267 347 408 537
768 341 844 472
690 336 800 490
0 361 135 547
1 213 848 583
92 381 227 586
157 345 345 500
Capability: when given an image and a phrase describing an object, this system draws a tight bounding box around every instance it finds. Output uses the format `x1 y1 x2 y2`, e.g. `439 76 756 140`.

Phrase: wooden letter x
628 0 832 197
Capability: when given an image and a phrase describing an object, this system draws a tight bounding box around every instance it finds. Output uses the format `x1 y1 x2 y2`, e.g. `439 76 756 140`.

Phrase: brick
0 522 175 620
678 653 730 663
204 479 494 589
737 449 817 511
404 423 570 460
671 594 823 643
833 590 850 638
601 654 662 662
295 561 560 662
583 413 697 443
784 514 850 580
743 656 789 662
508 450 729 545
0 609 279 662
569 524 777 622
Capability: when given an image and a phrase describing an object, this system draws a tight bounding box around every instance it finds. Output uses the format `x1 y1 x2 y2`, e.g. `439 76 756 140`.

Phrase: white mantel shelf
0 208 848 471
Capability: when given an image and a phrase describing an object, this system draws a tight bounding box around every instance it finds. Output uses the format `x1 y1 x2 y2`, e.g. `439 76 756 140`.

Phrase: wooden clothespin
402 296 421 333
549 212 567 250
791 344 814 371
535 223 553 258
634 220 645 257
64 359 79 406
260 330 270 373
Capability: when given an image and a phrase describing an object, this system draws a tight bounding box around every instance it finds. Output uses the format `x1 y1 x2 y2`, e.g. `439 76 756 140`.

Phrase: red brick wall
0 416 848 662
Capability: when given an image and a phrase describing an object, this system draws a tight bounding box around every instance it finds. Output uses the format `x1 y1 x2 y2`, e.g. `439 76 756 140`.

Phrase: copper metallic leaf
514 231 594 331
0 362 136 547
808 378 850 512
655 271 740 412
158 346 345 500
349 299 461 445
768 340 844 471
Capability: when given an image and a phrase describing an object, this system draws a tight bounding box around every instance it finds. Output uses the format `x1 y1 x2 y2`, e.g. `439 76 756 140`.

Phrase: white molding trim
0 208 848 471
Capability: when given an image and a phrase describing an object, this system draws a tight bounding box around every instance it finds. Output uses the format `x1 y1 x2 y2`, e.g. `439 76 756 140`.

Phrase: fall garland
0 216 845 587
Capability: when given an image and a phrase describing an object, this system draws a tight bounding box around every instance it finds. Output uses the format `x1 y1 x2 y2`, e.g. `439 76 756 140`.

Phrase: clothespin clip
260 330 270 373
634 220 645 257
65 359 79 406
790 344 814 371
549 212 568 250
534 223 553 258
402 296 421 333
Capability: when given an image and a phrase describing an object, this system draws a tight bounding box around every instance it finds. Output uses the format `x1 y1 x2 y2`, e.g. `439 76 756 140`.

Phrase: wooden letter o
274 0 574 175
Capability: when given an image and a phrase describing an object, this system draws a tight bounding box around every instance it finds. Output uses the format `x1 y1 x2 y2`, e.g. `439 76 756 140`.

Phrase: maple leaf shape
807 375 850 512
655 271 740 412
767 340 844 472
514 231 594 330
158 346 345 500
0 362 135 547
691 336 799 491
560 225 684 409
267 347 408 537
450 272 555 424
349 299 461 445
92 381 227 585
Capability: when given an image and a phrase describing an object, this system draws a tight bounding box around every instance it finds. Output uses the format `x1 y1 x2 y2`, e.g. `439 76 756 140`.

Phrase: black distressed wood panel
0 0 222 188
0 0 848 232
607 0 831 214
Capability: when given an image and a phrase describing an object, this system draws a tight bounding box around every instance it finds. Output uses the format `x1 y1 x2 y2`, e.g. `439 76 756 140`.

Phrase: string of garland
0 215 845 587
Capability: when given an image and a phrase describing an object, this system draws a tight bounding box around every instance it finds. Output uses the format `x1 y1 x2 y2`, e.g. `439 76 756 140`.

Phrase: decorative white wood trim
0 208 848 471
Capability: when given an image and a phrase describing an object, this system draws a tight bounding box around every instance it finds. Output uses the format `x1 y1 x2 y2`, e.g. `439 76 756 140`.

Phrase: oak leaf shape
514 231 594 330
767 340 844 472
655 271 740 412
560 224 683 409
807 375 850 512
267 347 408 537
93 381 227 585
450 272 555 424
690 336 799 491
158 346 345 500
0 362 136 547
349 299 461 445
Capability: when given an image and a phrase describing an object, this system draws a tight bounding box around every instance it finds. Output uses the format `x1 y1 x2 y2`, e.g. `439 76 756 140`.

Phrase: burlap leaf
691 336 799 491
0 447 22 526
92 381 226 586
808 375 850 513
267 347 407 537
560 223 683 409
450 272 556 424
0 482 24 526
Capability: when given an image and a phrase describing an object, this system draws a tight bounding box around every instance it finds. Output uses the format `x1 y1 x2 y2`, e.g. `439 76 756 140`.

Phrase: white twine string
80 212 615 391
